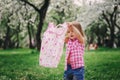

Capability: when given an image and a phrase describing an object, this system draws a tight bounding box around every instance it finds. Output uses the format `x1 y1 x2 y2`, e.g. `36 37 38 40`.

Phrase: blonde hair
71 21 85 37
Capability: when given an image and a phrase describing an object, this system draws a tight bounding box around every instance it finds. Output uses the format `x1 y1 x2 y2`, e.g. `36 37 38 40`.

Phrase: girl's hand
64 32 70 43
72 26 85 44
56 24 62 28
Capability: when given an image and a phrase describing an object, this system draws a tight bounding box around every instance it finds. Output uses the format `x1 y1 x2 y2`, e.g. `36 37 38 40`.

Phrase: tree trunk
109 5 117 48
19 0 50 51
109 28 115 48
27 22 34 49
97 36 102 46
36 17 42 51
36 0 50 51
3 24 10 49
102 5 118 48
16 22 20 48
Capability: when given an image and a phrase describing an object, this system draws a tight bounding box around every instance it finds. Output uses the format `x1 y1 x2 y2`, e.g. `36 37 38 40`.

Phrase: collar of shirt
69 38 78 42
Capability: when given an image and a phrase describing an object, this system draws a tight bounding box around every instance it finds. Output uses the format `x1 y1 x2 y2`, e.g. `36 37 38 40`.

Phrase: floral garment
39 22 67 68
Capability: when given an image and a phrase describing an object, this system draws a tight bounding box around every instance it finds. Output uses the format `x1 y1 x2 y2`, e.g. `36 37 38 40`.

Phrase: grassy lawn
0 48 120 80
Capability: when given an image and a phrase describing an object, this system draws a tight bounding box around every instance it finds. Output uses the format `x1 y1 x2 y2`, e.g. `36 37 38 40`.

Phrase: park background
0 0 120 80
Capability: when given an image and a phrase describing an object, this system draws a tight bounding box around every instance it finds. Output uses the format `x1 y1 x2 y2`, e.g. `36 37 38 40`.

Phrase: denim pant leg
73 67 84 80
64 64 73 80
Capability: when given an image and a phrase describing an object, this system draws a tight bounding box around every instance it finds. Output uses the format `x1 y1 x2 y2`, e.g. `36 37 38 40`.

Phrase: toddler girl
64 21 85 80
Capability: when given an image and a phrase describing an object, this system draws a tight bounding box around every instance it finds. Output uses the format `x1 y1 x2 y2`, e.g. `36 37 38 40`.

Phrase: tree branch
102 10 111 28
115 23 120 30
19 0 40 13
40 0 50 13
52 16 59 24
113 5 120 30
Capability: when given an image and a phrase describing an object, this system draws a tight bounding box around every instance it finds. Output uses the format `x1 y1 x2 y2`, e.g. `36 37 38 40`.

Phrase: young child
64 21 85 80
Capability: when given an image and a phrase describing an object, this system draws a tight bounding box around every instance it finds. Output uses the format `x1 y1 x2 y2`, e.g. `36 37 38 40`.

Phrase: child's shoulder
75 39 85 46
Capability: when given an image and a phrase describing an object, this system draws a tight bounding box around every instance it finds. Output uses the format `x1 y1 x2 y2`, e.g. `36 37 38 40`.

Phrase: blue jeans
64 64 84 80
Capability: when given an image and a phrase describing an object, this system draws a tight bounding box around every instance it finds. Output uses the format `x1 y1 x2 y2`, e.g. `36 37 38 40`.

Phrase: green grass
0 48 120 80
85 48 120 80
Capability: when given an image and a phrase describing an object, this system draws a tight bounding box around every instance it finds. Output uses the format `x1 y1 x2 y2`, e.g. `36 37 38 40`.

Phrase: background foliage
0 0 120 49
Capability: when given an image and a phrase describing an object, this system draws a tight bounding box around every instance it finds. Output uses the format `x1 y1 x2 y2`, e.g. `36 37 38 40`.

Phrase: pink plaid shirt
65 38 85 70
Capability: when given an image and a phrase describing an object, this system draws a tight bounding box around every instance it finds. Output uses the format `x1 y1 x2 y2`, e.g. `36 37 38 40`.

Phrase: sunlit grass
0 48 120 80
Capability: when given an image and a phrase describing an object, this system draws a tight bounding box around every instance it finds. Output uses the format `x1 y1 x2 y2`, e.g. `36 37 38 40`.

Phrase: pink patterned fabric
39 22 67 68
65 39 85 70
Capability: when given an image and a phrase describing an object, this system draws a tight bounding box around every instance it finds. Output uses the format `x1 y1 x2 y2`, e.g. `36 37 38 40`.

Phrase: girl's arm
73 27 85 44
64 35 69 43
